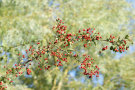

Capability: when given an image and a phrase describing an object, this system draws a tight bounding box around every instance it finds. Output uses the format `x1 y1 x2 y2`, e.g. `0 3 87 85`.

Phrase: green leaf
110 46 113 50
93 41 96 46
125 35 129 39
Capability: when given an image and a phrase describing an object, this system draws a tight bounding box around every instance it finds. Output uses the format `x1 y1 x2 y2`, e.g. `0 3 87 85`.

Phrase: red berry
0 81 2 85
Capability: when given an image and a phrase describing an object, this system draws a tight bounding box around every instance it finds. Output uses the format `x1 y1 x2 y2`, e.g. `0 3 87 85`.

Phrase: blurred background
0 0 135 90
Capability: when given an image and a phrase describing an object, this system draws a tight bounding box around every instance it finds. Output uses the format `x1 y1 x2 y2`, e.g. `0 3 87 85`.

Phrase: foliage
0 0 135 90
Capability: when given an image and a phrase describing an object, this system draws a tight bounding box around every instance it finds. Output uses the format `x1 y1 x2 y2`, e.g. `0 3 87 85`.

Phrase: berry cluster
80 55 99 78
0 18 132 89
108 35 130 53
102 46 108 51
26 68 31 75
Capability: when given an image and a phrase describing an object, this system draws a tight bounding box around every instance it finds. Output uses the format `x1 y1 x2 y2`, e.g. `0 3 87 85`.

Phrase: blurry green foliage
0 0 135 90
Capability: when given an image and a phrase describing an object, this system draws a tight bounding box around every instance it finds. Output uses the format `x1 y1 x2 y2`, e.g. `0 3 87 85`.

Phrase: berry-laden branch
0 18 133 89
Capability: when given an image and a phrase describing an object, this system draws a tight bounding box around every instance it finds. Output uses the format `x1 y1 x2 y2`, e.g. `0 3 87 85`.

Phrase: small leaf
125 35 129 39
110 46 113 50
93 41 96 46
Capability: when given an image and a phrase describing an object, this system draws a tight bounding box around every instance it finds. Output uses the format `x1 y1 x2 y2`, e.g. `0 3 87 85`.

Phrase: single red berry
0 81 2 85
